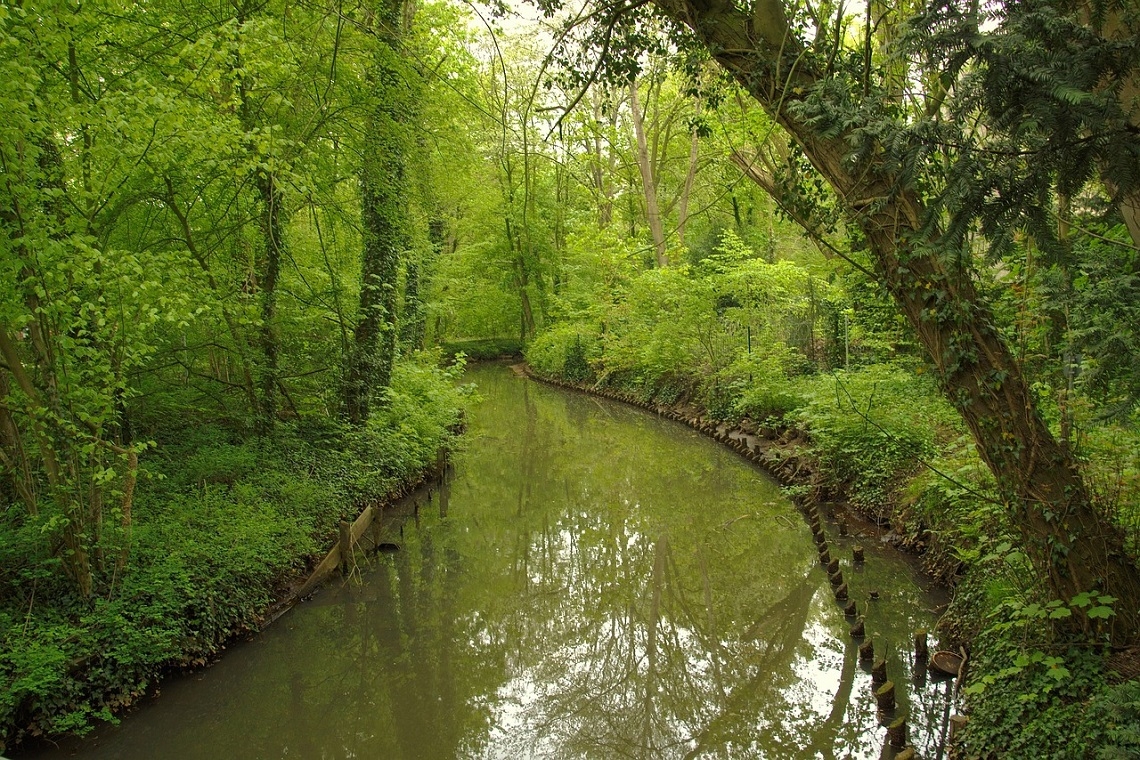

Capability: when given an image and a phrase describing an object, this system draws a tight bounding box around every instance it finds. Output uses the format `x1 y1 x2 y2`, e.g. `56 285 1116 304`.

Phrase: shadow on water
26 363 954 760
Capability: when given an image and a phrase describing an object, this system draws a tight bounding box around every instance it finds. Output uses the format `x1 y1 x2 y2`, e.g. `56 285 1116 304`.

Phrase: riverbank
0 360 470 754
523 351 1140 758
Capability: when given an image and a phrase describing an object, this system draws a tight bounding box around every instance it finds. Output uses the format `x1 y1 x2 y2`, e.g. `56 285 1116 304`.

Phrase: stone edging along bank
519 363 961 588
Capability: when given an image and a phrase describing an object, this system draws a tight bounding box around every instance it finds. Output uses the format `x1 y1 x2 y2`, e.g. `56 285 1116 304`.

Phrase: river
30 363 953 759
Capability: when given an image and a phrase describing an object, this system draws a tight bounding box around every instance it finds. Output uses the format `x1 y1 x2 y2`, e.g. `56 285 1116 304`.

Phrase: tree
629 78 670 267
604 0 1140 639
344 0 417 425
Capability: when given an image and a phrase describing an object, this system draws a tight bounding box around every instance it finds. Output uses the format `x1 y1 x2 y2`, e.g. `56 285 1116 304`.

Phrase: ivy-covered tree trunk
344 0 413 425
254 172 284 433
400 257 425 351
652 0 1140 641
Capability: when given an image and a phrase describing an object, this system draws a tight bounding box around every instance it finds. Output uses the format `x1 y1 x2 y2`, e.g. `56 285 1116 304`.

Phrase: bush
526 323 600 380
958 641 1109 759
1091 680 1140 759
727 347 807 421
793 366 959 511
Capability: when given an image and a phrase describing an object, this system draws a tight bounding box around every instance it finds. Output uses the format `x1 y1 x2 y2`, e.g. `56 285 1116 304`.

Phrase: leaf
1088 606 1115 620
1047 666 1071 681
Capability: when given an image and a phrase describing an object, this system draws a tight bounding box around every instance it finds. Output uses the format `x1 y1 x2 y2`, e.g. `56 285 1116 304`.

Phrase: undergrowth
0 357 469 750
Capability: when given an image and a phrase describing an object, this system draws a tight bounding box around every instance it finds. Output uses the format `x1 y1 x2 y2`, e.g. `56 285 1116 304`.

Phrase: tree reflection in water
31 364 953 760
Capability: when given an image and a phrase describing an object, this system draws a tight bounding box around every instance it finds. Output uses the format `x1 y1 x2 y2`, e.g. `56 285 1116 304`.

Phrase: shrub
794 365 958 511
526 323 600 379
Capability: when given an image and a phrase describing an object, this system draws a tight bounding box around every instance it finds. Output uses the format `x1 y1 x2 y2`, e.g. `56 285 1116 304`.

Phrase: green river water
30 363 954 759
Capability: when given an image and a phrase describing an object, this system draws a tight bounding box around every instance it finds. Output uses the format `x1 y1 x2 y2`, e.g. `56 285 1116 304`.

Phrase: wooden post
872 658 888 684
859 638 875 662
819 547 831 565
888 716 908 749
830 570 844 587
874 681 896 711
850 617 866 637
339 520 352 575
950 714 969 739
895 749 916 760
370 505 382 551
844 600 858 617
915 629 929 659
838 519 849 536
827 558 839 575
835 582 849 600
853 545 865 563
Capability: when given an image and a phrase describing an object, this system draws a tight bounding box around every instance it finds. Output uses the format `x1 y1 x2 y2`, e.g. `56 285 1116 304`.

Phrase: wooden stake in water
339 520 352 575
872 658 888 684
888 716 908 749
874 680 896 711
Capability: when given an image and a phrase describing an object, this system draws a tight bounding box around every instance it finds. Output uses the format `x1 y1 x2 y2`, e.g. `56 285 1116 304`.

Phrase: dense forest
2 0 1140 755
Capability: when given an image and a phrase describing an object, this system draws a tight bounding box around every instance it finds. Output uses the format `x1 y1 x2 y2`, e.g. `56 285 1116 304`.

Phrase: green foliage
0 354 467 746
1090 681 1140 759
793 366 957 512
959 640 1112 759
726 346 806 421
526 324 600 381
441 338 525 362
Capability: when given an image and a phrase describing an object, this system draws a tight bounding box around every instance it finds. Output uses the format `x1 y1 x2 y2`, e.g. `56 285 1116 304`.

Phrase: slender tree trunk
677 98 701 248
0 326 92 597
1079 2 1140 250
677 129 699 248
400 257 425 350
591 95 617 228
0 373 38 516
163 178 260 412
254 172 285 432
655 0 1140 641
629 81 669 267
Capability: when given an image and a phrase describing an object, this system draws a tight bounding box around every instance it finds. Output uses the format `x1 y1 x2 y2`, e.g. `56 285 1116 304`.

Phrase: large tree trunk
652 0 1140 640
344 0 411 425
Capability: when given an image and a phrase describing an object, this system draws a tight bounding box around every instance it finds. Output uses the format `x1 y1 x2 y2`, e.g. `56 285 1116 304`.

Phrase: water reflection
30 364 951 760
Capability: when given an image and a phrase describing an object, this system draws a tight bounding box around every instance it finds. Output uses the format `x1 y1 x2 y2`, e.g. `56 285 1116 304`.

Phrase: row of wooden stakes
808 502 922 757
532 372 950 759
